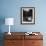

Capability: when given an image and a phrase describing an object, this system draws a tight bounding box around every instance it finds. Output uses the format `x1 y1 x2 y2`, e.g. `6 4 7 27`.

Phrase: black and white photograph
21 7 35 24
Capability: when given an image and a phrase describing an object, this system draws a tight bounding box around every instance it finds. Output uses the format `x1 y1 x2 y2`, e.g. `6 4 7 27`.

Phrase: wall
0 0 46 32
0 0 46 46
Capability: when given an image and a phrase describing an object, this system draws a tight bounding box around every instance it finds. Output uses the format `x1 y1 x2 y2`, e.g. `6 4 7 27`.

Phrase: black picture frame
21 7 35 24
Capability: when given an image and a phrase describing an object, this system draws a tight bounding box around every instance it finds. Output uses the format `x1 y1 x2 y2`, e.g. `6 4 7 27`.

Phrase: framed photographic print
21 7 35 24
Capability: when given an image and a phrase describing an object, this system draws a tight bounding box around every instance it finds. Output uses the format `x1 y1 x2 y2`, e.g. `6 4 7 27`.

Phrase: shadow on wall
0 16 5 46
